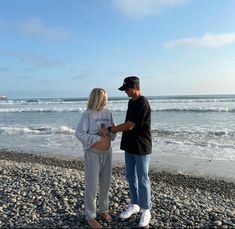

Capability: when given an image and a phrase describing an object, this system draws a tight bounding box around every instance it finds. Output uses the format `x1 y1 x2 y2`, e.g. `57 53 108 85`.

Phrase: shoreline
2 146 235 183
0 149 235 228
1 148 235 183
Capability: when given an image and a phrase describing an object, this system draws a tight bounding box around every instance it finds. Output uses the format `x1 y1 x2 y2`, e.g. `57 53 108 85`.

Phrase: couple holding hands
75 76 152 228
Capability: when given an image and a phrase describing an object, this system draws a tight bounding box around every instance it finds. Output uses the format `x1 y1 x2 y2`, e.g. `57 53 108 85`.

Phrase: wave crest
0 126 75 135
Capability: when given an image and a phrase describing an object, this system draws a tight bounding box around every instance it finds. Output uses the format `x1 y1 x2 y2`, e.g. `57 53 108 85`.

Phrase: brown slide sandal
87 218 102 228
100 212 112 222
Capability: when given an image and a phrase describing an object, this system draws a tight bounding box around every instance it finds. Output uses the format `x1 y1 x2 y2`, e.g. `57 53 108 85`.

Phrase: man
107 76 152 228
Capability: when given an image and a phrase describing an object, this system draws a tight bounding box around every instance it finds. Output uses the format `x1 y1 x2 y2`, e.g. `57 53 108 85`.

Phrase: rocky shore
0 149 235 228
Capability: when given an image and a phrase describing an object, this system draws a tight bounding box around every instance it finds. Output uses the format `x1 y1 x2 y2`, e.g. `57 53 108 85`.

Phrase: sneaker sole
119 210 140 219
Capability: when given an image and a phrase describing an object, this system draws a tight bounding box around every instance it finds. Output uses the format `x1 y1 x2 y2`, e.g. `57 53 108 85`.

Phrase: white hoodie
75 108 116 150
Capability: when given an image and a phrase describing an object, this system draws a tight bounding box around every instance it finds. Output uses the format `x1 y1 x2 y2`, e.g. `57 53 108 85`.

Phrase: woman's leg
84 150 100 220
98 149 112 214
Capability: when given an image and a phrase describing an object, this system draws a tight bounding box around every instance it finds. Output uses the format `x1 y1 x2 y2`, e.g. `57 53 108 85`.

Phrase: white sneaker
119 204 140 219
139 209 151 227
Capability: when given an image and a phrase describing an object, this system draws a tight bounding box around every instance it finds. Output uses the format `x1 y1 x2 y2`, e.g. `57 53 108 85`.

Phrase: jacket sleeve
75 111 101 147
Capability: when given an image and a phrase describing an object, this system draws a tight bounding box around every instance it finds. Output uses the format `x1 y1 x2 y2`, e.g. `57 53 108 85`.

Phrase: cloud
165 33 235 48
17 17 73 41
70 68 96 81
0 20 8 30
111 0 190 17
0 50 64 68
0 66 10 72
21 53 64 68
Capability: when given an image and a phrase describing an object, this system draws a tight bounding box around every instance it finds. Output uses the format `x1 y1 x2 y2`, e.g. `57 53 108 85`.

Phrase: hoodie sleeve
110 111 117 141
75 110 101 148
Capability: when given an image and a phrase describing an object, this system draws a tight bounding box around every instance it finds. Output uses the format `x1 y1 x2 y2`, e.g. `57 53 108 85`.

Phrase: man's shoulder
137 96 150 105
140 95 149 101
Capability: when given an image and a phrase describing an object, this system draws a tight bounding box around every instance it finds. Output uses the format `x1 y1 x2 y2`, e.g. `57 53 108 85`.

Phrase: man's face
125 87 135 97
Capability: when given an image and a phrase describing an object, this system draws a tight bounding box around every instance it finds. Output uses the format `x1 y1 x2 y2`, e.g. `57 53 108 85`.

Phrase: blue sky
0 0 235 99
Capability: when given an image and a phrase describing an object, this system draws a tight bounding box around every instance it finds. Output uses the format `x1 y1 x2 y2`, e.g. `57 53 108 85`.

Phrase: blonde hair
87 88 108 111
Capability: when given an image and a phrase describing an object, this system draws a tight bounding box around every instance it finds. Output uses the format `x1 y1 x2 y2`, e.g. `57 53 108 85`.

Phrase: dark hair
119 76 140 91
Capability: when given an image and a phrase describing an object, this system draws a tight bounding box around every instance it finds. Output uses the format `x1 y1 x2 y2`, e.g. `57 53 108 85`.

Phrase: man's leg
119 152 140 219
136 154 151 227
135 154 151 209
125 152 138 204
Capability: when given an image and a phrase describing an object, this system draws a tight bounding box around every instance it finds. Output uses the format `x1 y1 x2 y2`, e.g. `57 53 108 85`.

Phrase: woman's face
100 92 107 107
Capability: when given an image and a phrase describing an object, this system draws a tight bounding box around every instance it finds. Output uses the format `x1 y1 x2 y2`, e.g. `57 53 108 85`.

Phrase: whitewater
1 94 235 165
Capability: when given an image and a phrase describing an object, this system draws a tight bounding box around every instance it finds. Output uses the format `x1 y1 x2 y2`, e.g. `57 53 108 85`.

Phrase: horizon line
5 93 235 100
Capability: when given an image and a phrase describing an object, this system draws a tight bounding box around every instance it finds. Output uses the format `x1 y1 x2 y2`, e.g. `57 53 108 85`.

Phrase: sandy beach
0 149 235 228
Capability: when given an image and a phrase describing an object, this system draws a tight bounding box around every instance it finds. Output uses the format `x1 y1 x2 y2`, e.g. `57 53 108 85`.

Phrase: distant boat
0 96 8 100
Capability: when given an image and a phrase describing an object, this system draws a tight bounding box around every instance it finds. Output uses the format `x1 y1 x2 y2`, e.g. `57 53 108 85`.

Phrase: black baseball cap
118 76 140 91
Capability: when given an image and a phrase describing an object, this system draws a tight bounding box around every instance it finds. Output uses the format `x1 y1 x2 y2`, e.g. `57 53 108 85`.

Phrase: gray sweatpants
84 147 112 220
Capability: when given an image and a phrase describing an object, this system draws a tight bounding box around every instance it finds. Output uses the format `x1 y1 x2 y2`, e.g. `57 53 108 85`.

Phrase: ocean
1 94 235 162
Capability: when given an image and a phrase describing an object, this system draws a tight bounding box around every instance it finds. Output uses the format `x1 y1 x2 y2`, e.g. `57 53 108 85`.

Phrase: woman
75 88 116 228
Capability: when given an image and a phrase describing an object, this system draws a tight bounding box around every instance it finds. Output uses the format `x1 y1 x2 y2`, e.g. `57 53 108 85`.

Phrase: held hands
100 135 111 143
98 128 110 143
92 129 111 151
98 128 110 137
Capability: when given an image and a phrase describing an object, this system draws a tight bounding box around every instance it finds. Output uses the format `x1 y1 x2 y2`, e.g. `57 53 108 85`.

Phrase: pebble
0 150 235 228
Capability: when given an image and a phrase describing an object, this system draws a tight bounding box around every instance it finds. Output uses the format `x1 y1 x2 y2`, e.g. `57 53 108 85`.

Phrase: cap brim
118 85 128 91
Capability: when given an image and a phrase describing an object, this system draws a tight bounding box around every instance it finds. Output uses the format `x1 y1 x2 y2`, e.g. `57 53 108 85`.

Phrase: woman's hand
100 135 111 143
92 134 111 151
98 128 110 137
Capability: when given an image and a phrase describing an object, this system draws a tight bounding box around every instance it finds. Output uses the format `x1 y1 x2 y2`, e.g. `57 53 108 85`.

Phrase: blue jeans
125 152 151 209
